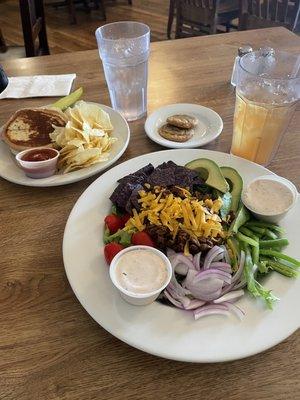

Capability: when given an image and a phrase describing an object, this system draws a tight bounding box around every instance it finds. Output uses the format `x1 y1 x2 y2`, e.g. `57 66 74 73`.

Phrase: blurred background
0 0 299 60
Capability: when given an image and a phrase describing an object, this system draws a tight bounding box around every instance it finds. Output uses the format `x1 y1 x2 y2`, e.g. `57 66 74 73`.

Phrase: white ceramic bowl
109 245 172 306
242 174 298 223
16 147 59 179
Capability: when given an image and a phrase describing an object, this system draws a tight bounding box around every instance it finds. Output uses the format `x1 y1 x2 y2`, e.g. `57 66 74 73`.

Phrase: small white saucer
144 103 223 149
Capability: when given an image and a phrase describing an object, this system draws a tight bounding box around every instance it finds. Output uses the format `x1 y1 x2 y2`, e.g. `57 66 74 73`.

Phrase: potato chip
50 100 116 173
74 101 113 132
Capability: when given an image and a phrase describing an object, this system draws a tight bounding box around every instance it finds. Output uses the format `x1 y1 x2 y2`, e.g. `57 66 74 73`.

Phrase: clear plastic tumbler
96 22 150 121
231 49 300 165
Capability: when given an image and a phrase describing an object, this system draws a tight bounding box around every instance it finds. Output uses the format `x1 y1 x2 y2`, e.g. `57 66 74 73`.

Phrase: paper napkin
0 74 76 99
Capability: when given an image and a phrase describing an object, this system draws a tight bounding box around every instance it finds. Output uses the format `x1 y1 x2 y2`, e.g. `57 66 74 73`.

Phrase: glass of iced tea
231 49 300 165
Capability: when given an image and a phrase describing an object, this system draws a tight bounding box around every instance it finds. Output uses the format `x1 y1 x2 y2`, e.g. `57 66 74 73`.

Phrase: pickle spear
52 87 83 110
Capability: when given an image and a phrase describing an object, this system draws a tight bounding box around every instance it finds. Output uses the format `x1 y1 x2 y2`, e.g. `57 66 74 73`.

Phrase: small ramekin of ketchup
16 147 59 179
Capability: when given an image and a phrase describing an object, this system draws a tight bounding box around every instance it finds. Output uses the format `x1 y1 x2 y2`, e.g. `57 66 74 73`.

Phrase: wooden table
0 27 299 400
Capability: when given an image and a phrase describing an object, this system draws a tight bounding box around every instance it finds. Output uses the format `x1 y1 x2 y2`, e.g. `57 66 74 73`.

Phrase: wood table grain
0 27 299 400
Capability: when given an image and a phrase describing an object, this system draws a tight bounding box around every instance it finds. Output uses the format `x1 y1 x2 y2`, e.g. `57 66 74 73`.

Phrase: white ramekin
16 147 59 179
109 245 172 306
242 174 298 223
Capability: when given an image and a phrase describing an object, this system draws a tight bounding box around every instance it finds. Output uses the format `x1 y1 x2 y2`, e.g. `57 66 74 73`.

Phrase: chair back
240 0 300 31
19 0 50 57
175 0 221 37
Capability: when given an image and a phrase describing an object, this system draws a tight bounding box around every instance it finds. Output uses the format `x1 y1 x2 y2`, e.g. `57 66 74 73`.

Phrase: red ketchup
21 148 57 162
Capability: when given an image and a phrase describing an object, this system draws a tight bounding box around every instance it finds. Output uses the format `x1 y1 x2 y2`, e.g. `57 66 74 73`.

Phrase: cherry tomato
120 213 131 226
104 214 123 234
131 231 155 247
104 243 124 265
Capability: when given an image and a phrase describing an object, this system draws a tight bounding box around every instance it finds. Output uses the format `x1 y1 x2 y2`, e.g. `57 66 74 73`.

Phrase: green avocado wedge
220 166 243 212
52 87 83 110
185 158 229 193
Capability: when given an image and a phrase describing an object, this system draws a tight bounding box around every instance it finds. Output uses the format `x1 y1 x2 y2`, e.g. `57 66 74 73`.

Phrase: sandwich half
1 107 67 152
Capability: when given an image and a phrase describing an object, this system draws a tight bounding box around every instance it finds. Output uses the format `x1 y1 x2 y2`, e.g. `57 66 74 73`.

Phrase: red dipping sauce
21 148 58 162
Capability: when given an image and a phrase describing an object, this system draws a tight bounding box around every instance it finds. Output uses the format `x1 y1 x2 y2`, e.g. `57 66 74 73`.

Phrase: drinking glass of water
96 22 150 121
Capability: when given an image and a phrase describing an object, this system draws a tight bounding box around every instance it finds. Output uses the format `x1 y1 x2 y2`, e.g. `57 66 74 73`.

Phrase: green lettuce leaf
103 227 133 247
220 192 232 219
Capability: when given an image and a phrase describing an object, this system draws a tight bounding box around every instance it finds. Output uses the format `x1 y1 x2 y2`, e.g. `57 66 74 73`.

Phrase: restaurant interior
0 2 299 400
0 0 299 59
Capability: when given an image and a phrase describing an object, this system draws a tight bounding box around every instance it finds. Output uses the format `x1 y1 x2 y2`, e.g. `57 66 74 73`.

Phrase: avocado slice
220 166 243 212
185 158 229 193
52 87 83 111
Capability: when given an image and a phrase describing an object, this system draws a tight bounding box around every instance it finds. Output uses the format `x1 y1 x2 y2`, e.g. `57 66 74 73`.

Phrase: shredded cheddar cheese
125 188 225 240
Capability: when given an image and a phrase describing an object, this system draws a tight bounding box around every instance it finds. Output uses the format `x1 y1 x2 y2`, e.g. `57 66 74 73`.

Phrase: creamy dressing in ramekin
243 178 294 215
115 249 169 294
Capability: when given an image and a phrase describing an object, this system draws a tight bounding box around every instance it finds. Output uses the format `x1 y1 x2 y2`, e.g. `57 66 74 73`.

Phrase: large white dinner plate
144 103 223 148
63 149 300 363
0 104 130 187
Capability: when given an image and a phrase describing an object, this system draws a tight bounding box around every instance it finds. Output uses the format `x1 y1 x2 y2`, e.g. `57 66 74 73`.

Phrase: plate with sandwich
0 88 130 187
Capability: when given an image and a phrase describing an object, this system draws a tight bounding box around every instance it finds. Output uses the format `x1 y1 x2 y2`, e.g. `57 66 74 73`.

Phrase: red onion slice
220 245 231 264
164 290 184 309
214 289 245 304
193 252 201 271
232 250 245 285
194 268 232 285
203 246 224 269
194 304 230 320
184 299 206 310
210 262 232 273
182 269 198 288
222 301 245 320
187 278 223 301
166 285 190 309
170 253 195 273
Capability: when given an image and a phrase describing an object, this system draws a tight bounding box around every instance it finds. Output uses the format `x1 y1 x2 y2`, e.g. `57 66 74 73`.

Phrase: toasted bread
1 107 67 152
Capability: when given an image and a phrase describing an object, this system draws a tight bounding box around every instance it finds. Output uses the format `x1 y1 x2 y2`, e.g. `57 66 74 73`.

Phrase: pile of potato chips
50 101 117 173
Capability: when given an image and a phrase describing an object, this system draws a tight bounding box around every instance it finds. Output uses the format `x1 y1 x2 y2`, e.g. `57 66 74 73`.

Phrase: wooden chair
0 28 8 53
0 65 9 94
19 0 50 57
167 0 176 39
47 1 106 25
239 0 300 32
174 0 240 38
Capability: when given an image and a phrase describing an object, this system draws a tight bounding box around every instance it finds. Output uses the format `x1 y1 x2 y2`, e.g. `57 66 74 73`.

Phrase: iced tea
231 91 297 165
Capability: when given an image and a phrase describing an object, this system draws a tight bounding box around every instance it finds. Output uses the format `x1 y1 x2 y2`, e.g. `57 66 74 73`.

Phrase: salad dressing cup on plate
109 245 172 306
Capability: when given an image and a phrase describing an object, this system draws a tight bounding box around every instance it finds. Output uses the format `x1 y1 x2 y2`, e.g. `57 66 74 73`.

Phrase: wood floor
0 0 171 55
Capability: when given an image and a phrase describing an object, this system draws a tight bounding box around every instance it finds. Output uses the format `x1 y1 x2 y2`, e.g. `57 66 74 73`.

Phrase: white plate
144 103 223 149
0 104 130 187
63 149 300 363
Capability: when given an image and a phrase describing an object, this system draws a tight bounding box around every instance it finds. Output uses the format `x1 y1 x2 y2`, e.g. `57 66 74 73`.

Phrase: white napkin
0 74 76 99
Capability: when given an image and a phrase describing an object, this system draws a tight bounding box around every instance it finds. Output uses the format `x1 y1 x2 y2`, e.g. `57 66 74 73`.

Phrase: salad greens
104 227 133 246
220 192 232 219
104 156 299 318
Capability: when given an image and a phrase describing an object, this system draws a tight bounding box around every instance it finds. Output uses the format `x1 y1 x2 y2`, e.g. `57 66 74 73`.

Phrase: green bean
237 232 259 247
248 226 266 235
266 260 298 278
245 221 285 234
258 261 269 274
259 238 289 248
260 249 300 267
251 245 260 265
239 227 259 242
264 229 278 240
